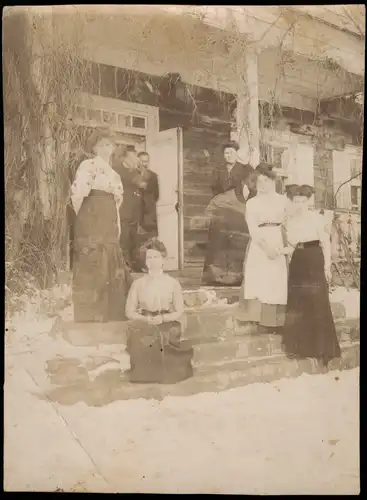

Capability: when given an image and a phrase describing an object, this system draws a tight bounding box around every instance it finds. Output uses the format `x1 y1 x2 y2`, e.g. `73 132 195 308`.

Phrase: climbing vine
4 5 363 310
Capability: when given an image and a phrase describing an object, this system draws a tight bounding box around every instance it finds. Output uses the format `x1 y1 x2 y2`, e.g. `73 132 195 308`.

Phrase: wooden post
235 46 260 167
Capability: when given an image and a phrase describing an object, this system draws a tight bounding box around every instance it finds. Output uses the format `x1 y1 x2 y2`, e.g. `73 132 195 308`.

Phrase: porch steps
50 309 359 404
44 337 359 406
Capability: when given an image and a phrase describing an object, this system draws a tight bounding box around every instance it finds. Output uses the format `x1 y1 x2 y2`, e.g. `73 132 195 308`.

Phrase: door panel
147 128 183 271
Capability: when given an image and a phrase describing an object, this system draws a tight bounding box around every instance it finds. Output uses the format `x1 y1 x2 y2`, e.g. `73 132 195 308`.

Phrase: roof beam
165 6 365 77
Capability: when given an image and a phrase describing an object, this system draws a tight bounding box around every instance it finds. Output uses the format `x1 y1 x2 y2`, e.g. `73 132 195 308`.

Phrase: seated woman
201 164 257 286
281 184 341 368
125 238 194 384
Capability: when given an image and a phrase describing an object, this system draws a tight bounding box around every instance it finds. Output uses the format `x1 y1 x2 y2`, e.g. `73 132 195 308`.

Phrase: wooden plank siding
160 110 229 267
72 57 361 272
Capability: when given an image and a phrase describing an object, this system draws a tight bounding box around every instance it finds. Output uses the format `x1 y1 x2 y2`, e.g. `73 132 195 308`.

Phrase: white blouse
286 209 331 270
126 273 184 315
246 192 287 245
71 156 124 234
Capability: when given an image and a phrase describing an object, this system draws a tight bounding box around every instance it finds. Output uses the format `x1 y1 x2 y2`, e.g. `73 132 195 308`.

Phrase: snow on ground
65 369 359 495
4 284 360 493
5 366 360 494
330 287 360 319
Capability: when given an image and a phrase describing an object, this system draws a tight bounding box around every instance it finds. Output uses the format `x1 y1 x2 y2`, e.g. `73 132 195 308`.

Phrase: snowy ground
4 364 360 494
4 284 360 493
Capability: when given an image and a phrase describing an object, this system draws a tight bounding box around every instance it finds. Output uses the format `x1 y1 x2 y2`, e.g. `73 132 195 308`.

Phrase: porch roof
152 5 365 77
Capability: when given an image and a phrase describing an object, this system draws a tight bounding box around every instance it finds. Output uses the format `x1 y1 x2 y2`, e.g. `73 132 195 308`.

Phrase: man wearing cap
113 145 147 271
211 141 251 197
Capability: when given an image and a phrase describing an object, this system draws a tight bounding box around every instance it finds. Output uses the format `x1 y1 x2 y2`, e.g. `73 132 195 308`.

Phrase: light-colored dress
240 192 288 327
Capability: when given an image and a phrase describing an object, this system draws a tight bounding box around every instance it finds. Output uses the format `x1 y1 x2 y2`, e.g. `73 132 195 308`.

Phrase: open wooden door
147 128 183 271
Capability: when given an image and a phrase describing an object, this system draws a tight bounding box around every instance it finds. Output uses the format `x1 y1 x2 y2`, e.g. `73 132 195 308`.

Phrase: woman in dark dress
70 128 132 322
125 238 193 384
281 184 341 367
201 164 257 286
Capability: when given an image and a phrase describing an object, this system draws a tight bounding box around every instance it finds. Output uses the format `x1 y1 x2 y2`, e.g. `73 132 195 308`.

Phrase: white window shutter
295 144 314 186
332 150 352 210
283 143 298 184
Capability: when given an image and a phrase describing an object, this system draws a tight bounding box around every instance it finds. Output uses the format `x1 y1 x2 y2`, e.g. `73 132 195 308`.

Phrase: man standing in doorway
113 145 147 271
211 141 250 197
138 151 159 237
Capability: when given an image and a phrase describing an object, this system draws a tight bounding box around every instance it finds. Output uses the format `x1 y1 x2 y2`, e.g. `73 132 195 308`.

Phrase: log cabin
59 5 363 286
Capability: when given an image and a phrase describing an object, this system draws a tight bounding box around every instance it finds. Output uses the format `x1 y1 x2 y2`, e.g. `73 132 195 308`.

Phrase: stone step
56 313 359 351
192 325 359 367
193 334 283 366
44 340 359 406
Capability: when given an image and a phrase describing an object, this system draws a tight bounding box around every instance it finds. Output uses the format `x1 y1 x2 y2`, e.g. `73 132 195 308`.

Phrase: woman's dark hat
255 162 277 180
86 127 115 153
285 184 315 199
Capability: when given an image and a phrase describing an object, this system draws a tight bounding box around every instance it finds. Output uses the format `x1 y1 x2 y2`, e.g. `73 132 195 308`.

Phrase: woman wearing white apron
237 163 290 334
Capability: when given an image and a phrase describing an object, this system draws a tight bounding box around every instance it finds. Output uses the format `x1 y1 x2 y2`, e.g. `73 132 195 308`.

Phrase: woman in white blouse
281 184 341 368
238 163 289 334
70 128 132 322
125 237 193 384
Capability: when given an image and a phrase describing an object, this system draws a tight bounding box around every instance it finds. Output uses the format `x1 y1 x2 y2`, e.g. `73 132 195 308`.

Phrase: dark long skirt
126 316 194 384
202 213 250 287
72 190 132 322
282 243 341 364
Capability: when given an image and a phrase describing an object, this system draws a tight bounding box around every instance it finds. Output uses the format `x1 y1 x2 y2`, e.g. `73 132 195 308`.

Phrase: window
333 149 362 211
351 185 361 210
102 110 117 126
117 114 131 128
75 106 86 120
351 158 362 178
350 157 362 211
131 115 147 130
87 109 102 123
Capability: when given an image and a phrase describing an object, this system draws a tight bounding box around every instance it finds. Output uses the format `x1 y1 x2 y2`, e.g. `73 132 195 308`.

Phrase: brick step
44 341 360 405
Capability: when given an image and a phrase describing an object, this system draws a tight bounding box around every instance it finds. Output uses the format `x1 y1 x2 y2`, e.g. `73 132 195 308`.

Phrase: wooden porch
53 6 363 277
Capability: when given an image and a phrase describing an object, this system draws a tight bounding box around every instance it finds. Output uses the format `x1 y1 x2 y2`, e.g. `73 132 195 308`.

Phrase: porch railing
330 210 361 289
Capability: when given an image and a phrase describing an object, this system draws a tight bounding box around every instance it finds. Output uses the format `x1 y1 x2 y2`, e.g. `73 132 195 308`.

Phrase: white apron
243 192 288 305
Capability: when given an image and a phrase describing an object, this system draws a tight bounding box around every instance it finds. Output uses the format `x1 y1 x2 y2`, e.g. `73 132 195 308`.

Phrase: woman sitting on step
125 238 194 384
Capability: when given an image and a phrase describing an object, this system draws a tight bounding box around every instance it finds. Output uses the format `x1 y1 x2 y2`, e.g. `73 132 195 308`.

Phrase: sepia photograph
4 4 362 494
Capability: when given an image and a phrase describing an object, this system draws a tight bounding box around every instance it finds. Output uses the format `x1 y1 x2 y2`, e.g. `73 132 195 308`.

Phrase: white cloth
243 192 288 305
286 209 325 247
286 209 332 271
70 155 124 237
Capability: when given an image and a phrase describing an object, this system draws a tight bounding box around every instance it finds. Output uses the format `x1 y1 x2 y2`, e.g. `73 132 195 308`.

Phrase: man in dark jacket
211 141 251 197
137 151 159 237
113 145 147 271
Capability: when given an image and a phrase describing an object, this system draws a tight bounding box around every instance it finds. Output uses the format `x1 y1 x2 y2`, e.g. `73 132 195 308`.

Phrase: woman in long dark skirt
282 184 341 368
125 238 193 384
201 165 257 286
70 128 132 322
